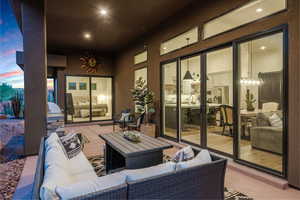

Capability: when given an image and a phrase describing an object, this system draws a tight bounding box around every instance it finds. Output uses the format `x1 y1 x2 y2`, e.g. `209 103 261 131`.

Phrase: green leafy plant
245 89 256 111
10 91 22 119
131 77 155 122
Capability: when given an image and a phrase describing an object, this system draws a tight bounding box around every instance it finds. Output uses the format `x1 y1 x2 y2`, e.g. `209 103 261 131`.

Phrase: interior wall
114 0 300 187
55 52 114 110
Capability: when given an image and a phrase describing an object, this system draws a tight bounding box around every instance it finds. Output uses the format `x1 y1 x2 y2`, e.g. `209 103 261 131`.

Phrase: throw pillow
58 133 82 159
121 162 176 182
55 172 126 200
120 113 131 122
176 149 212 170
269 113 283 127
172 145 195 162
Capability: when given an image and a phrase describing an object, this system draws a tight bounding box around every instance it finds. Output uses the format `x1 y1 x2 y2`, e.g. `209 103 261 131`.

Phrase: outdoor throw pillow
172 145 195 162
176 149 212 170
120 113 131 122
58 133 82 159
269 113 283 127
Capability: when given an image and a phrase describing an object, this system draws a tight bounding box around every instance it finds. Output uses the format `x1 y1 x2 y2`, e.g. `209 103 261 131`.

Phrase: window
203 0 286 39
134 50 147 64
134 67 147 87
65 76 113 123
161 27 198 55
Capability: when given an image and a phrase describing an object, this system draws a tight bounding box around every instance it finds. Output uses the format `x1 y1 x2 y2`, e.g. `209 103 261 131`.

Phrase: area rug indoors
87 155 253 200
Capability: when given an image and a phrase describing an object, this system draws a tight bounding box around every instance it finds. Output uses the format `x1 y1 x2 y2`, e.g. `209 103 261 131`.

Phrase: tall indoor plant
131 77 155 123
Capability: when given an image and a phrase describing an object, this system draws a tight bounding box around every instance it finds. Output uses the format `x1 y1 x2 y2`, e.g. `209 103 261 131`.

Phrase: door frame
64 74 114 124
159 24 288 178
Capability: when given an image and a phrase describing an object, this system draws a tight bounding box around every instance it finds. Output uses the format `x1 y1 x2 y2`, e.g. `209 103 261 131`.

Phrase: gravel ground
0 158 25 200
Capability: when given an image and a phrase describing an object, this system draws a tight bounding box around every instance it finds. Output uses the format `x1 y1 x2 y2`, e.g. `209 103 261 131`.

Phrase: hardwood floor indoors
165 126 282 172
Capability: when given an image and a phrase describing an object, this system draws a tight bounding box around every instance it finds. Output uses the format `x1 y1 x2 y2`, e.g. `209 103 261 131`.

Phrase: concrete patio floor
13 124 300 200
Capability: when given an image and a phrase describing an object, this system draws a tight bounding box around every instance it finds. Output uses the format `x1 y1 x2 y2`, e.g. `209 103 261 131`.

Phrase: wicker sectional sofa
33 136 227 200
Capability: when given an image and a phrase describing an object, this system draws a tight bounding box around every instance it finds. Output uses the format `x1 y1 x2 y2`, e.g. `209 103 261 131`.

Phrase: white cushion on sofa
269 113 282 127
40 163 74 200
68 151 98 182
121 162 176 182
176 149 212 170
55 172 126 200
41 132 97 200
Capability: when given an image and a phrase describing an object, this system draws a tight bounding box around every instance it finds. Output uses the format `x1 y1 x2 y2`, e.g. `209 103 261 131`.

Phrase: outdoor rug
87 155 253 200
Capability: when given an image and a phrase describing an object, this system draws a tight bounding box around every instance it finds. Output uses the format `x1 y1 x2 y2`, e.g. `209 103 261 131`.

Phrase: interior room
65 76 112 123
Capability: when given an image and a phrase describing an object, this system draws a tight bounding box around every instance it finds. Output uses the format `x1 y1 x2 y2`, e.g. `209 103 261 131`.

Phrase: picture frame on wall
68 82 76 90
79 82 87 90
91 83 97 90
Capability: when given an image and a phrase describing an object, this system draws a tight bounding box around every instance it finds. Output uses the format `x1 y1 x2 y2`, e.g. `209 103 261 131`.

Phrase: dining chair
219 105 233 136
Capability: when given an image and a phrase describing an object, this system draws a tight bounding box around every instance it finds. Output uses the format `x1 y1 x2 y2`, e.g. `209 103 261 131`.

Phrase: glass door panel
180 55 201 145
91 77 113 121
238 32 283 172
66 76 90 123
206 47 233 154
162 62 178 139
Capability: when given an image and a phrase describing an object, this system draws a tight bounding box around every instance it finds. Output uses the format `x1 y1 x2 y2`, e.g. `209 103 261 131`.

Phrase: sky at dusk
0 0 24 88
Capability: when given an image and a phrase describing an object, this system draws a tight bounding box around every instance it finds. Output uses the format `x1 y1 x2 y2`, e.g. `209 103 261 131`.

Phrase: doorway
65 75 113 123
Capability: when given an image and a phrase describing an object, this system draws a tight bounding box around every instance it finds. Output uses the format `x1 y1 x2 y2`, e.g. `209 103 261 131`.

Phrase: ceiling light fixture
99 9 108 16
256 8 263 13
260 46 266 50
163 47 167 50
84 33 91 39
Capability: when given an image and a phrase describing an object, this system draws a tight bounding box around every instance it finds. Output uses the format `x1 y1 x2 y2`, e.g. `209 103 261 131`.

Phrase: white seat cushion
68 151 98 182
41 132 97 199
56 172 126 200
176 149 212 170
121 162 176 182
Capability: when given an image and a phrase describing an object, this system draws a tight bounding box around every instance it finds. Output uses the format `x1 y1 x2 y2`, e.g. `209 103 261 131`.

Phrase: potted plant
131 77 155 124
245 89 256 111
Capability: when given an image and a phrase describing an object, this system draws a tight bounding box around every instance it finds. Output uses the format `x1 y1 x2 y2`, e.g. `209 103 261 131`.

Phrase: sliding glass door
65 76 113 123
162 61 178 140
180 55 201 145
237 32 285 173
206 47 233 155
161 26 287 176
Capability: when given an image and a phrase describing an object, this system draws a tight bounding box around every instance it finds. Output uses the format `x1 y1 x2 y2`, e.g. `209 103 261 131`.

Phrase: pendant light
183 38 194 80
240 41 263 85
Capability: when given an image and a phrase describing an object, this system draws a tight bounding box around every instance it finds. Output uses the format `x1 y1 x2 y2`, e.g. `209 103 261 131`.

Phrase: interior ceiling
46 0 196 53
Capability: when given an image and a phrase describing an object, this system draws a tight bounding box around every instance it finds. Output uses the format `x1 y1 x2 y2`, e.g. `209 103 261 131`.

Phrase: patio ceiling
46 0 197 52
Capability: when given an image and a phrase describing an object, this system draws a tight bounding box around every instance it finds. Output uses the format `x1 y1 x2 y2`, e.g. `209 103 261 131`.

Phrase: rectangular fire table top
99 132 173 157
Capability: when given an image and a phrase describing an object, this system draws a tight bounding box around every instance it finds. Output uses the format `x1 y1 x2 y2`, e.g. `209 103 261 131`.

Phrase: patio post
22 0 47 155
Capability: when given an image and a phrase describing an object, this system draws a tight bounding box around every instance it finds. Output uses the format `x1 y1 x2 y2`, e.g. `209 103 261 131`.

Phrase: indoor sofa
33 133 227 200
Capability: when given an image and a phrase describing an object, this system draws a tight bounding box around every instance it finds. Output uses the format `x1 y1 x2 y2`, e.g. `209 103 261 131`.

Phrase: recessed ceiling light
84 33 91 39
260 46 266 50
163 47 167 50
99 9 108 16
256 8 263 13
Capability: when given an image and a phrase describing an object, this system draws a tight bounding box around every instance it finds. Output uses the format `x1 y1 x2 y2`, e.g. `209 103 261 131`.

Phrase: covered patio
2 0 300 199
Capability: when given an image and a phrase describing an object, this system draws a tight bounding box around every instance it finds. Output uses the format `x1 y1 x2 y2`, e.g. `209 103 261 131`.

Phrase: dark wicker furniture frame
33 137 227 200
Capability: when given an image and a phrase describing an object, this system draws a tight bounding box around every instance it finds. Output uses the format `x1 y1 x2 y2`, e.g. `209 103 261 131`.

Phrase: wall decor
80 53 100 73
79 82 87 90
68 82 76 90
